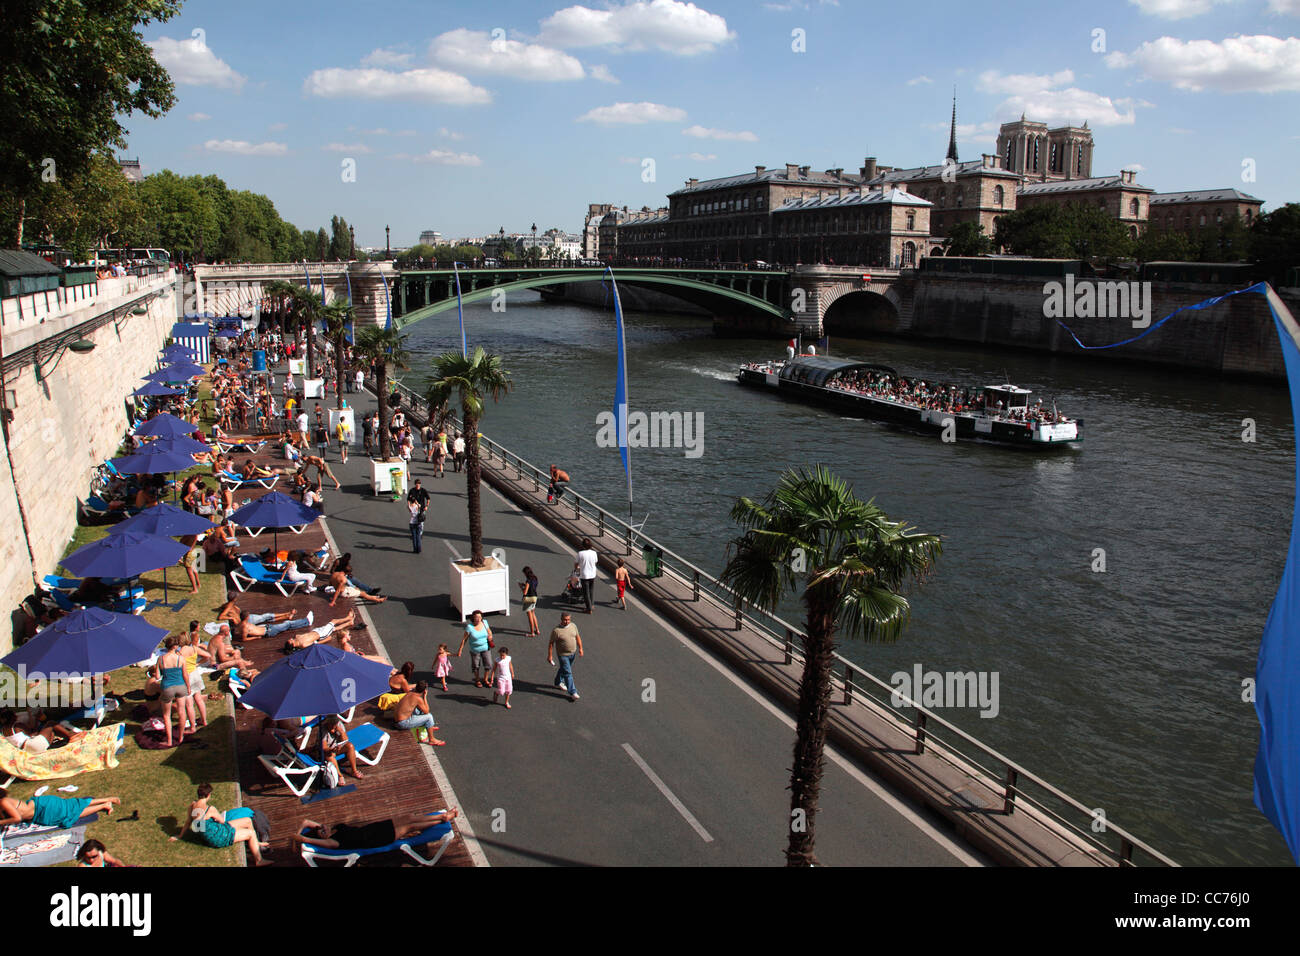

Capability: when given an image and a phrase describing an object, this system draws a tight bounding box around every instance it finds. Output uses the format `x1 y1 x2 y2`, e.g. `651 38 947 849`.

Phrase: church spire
946 89 959 164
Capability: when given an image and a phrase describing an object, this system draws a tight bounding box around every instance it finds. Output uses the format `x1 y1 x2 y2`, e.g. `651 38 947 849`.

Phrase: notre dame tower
996 116 1094 182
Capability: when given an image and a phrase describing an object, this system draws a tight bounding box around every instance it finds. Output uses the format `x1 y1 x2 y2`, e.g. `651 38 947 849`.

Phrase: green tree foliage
396 244 437 267
0 153 141 258
130 170 220 262
329 214 351 260
994 203 1133 260
943 221 993 257
0 0 181 245
1130 227 1194 264
1250 203 1300 285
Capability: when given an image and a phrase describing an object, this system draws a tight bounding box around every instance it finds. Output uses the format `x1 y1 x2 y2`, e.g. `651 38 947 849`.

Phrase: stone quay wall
865 274 1291 380
1 281 179 652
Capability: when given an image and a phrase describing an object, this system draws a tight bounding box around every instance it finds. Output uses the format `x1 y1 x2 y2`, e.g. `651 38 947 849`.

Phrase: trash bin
252 349 266 372
389 467 405 500
642 545 663 578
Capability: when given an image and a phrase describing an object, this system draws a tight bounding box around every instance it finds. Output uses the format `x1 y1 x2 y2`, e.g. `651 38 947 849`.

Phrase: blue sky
123 0 1300 247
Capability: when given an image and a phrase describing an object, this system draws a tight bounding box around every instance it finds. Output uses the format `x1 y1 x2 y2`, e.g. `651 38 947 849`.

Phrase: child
614 558 633 610
567 563 581 593
434 643 453 692
490 647 514 709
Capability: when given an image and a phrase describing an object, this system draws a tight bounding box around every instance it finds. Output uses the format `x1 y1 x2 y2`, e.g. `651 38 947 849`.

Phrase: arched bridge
191 262 910 336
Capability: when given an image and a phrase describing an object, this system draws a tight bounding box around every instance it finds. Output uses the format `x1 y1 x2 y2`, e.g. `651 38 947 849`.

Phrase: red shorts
617 580 627 599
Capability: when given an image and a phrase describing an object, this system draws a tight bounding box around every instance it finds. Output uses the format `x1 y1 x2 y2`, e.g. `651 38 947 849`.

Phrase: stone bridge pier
788 266 912 337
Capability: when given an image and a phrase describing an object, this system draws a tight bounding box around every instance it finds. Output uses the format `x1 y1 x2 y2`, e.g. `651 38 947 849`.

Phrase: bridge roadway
321 385 982 866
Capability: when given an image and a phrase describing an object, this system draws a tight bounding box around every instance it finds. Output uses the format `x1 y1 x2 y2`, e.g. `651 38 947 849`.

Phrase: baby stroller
559 575 585 607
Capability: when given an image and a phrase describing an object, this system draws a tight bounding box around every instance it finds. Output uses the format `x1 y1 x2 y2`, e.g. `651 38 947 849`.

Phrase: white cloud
430 28 585 80
1121 162 1145 171
203 139 287 156
187 112 211 122
303 67 491 104
360 127 389 135
323 142 372 153
438 127 466 141
1107 34 1300 92
590 64 620 84
685 151 718 160
906 75 933 86
763 0 840 9
150 36 246 90
1267 0 1300 12
577 101 687 124
1127 0 1229 18
977 69 1075 95
1166 126 1195 134
682 124 758 141
391 149 483 166
541 0 734 55
361 47 414 68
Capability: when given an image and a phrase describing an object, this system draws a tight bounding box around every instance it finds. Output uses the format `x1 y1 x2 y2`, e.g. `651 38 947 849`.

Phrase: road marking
483 480 982 867
622 743 714 844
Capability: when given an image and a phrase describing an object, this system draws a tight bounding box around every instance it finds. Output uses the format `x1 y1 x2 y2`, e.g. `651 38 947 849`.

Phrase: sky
121 0 1300 247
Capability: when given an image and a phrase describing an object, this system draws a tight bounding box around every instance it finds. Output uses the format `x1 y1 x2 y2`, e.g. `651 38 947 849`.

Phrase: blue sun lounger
258 723 388 796
230 556 304 596
217 470 278 490
216 439 266 454
298 811 455 868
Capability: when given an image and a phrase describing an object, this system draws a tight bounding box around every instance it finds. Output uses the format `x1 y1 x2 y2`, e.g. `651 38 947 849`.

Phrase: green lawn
6 368 244 866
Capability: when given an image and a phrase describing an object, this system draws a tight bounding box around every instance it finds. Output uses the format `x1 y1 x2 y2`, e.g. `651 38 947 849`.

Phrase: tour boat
736 354 1082 447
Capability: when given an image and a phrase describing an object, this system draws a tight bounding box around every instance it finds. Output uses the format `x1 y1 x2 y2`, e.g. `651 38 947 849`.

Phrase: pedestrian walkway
318 382 984 866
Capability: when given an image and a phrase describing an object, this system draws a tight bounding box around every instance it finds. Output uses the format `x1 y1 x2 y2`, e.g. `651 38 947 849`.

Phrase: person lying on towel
0 789 121 829
293 808 460 852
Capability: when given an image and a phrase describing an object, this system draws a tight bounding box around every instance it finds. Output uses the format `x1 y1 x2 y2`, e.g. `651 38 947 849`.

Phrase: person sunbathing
1 708 84 753
327 569 388 607
281 612 356 653
171 783 269 866
210 626 259 680
234 608 310 642
0 789 121 829
338 632 387 665
292 808 459 854
318 716 364 780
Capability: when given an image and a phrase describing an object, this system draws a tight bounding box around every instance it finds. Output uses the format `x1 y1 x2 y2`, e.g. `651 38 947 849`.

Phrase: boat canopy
778 355 896 387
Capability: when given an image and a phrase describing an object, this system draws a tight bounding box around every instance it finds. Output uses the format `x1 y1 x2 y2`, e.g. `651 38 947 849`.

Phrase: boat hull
736 368 1082 447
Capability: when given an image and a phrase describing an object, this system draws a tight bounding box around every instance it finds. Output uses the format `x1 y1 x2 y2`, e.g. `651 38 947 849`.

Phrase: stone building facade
1015 170 1153 238
1147 188 1264 235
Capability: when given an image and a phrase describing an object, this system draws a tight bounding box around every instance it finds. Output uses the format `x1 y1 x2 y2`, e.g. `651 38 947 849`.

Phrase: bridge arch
821 288 902 336
392 270 787 330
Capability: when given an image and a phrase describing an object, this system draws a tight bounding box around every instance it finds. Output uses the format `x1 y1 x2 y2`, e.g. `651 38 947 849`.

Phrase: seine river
399 292 1294 866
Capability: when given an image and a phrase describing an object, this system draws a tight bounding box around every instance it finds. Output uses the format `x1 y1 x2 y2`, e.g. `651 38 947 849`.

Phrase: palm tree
425 347 512 567
720 466 941 866
264 280 324 379
353 325 409 460
321 300 354 410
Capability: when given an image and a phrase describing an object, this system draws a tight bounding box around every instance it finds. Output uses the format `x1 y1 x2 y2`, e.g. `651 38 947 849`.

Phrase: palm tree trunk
334 332 345 409
376 364 391 459
306 322 316 380
786 604 837 866
464 410 483 567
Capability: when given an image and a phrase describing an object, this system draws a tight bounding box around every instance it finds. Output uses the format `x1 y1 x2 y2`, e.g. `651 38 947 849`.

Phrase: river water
398 292 1294 866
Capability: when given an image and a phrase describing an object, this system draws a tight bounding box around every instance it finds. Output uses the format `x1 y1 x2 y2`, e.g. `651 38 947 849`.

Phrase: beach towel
0 724 123 783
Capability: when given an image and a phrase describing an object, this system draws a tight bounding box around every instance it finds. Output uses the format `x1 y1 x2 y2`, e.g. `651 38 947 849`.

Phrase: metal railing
375 374 1176 867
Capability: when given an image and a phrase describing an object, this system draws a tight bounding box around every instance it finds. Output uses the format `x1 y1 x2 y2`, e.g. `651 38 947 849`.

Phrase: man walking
407 478 429 553
547 612 584 701
576 537 598 614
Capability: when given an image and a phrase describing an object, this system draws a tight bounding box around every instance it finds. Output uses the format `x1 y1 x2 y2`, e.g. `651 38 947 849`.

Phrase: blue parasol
237 644 392 720
1 607 168 676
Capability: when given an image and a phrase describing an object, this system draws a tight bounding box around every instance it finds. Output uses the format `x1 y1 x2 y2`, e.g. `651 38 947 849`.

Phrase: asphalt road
315 386 981 867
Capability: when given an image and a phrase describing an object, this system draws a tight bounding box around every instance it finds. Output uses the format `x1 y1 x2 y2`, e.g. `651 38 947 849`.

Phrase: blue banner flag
607 267 631 504
304 262 312 294
453 262 467 357
1255 284 1300 863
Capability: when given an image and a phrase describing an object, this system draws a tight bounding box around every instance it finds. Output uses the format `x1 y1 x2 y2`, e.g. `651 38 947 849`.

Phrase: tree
994 202 1132 260
131 170 220 263
265 280 324 379
329 215 351 261
720 467 941 866
1 152 142 258
354 325 410 460
0 0 180 245
1131 226 1193 264
396 243 437 268
316 228 330 261
1251 204 1300 285
943 221 993 257
425 348 513 567
322 300 354 409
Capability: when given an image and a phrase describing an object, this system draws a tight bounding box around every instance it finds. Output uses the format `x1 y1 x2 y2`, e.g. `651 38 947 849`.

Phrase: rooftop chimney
861 157 878 180
785 163 799 179
755 165 766 178
798 165 811 177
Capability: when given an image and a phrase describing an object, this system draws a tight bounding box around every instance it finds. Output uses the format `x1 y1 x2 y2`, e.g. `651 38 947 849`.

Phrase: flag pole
453 261 467 358
606 266 632 542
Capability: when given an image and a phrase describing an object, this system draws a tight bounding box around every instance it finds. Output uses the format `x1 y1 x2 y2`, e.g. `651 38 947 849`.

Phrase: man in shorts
327 568 389 608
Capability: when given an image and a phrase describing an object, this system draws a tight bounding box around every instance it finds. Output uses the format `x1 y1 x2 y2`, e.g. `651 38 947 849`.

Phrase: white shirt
297 412 308 433
577 548 598 580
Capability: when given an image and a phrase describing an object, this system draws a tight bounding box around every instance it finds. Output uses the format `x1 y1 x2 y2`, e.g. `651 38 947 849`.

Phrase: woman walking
159 636 196 748
455 610 495 687
520 566 540 636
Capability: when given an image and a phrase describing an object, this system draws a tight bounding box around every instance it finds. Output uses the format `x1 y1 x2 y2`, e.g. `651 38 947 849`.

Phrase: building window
1032 139 1039 172
1129 198 1139 217
1049 143 1058 172
906 212 915 230
993 185 1004 208
1005 139 1014 170
1076 149 1083 175
903 241 917 266
1199 212 1207 227
1166 215 1173 229
1245 209 1253 224
1215 209 1222 224
1184 214 1191 228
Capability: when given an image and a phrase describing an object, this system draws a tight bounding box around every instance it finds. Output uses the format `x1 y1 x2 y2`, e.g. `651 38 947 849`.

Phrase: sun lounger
216 439 266 454
42 575 81 592
298 812 456 868
258 723 387 797
229 556 304 597
217 470 278 490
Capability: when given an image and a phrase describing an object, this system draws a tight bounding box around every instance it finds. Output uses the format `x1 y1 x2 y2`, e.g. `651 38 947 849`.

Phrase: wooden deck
221 439 474 867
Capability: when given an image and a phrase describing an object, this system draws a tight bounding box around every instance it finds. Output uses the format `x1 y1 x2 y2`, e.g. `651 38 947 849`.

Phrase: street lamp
349 225 355 260
385 225 390 259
